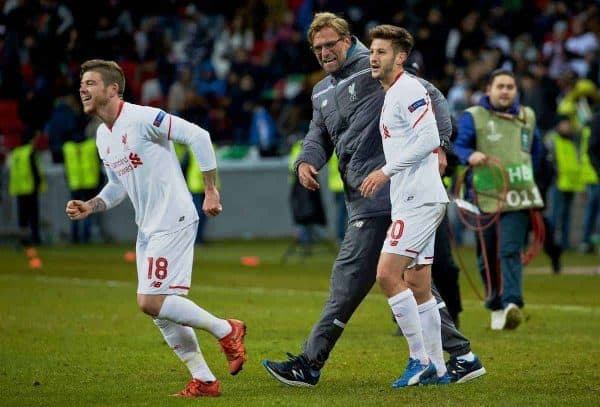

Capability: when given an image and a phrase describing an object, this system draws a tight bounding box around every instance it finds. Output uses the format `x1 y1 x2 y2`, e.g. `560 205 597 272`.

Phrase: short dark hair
368 24 414 54
80 59 126 97
487 68 515 85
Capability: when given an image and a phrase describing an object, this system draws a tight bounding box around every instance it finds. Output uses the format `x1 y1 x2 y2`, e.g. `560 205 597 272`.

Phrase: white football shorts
381 203 446 266
135 221 198 295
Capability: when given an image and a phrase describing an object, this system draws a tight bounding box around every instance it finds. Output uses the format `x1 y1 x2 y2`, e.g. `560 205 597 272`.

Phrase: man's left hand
203 189 223 217
438 148 447 175
360 169 390 197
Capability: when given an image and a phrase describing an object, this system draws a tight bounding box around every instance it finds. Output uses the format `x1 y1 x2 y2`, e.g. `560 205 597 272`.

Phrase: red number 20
147 257 168 280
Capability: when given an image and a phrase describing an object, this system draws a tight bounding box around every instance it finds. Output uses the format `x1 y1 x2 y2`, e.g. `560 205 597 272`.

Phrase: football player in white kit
66 60 246 398
360 26 450 387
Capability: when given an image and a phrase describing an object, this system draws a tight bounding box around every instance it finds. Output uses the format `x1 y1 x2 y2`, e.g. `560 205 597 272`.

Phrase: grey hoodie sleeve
293 101 334 174
420 78 452 152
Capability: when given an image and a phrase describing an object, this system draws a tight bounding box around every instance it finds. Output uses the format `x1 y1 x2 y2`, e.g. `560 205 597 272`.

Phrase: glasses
311 38 344 54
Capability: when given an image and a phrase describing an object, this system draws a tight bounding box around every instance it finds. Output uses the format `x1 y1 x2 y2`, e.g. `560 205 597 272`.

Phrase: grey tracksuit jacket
295 37 451 222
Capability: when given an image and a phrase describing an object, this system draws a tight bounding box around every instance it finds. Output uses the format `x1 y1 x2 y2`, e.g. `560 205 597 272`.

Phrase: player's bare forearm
66 197 104 220
202 169 218 191
202 186 223 217
86 197 107 213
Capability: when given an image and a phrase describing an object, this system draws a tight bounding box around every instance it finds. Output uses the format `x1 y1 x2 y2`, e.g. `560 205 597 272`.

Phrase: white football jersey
380 73 448 218
96 102 199 235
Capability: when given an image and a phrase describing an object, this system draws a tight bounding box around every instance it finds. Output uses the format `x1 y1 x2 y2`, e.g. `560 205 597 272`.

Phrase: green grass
1 241 599 406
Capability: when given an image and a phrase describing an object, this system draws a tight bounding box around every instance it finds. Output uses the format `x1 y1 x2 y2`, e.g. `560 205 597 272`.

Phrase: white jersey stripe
311 68 372 100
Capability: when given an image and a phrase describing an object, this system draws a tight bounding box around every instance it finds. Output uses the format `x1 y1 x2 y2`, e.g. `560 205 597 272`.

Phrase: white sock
457 352 475 362
418 297 447 376
154 318 216 382
157 295 232 339
389 289 428 365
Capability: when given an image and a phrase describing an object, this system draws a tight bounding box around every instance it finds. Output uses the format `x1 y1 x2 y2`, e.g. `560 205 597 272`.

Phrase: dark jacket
295 38 451 221
589 111 600 179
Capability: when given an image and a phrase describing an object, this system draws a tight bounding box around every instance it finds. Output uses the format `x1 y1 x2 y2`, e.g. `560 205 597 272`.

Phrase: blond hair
368 24 414 54
80 59 126 97
307 12 350 44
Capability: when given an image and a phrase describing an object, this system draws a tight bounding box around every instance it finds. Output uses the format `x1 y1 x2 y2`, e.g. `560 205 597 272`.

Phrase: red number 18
147 257 168 280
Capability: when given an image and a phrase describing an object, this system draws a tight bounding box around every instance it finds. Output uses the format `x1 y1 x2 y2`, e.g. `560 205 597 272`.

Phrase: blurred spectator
556 72 600 130
565 13 599 78
211 11 254 79
287 138 326 250
8 131 45 245
249 98 280 157
542 20 571 80
45 92 86 163
589 109 600 181
62 133 101 244
414 7 449 82
547 116 584 250
227 72 256 144
579 114 600 253
446 11 484 68
167 66 192 115
327 152 346 244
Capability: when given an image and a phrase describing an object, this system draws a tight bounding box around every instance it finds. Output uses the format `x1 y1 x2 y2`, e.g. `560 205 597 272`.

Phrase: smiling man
262 13 485 387
67 59 246 398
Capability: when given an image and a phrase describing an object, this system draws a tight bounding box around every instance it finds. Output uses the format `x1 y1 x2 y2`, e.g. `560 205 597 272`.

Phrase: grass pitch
1 240 599 406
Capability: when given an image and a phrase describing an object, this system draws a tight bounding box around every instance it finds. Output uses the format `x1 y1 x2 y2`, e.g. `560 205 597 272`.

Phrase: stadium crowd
1 0 599 251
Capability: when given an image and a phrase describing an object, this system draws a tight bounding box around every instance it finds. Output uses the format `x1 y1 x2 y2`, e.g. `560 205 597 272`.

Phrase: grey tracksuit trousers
303 215 471 369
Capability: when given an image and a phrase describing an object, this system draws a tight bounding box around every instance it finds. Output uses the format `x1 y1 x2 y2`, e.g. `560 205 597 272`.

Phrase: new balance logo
291 368 305 381
129 152 143 168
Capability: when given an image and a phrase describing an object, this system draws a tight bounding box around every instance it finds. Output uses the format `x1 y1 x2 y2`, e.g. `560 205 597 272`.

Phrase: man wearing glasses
262 12 485 386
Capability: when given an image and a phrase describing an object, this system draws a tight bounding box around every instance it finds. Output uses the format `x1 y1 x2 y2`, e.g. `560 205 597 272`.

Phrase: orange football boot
173 379 220 398
218 319 247 375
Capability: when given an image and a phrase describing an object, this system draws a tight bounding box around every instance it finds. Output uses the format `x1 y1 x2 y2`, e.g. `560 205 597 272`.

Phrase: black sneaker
262 353 320 387
446 354 487 383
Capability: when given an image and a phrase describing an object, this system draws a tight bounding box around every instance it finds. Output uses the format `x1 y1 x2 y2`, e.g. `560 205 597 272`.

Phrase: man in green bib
454 69 544 331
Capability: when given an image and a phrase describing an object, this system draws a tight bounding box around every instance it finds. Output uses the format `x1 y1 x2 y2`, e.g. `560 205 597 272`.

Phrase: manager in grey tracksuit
265 12 480 381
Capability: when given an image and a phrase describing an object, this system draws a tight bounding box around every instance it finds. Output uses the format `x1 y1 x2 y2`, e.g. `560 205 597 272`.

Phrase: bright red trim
405 249 419 254
107 100 125 132
169 285 190 290
389 71 404 88
412 102 430 129
424 256 434 259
